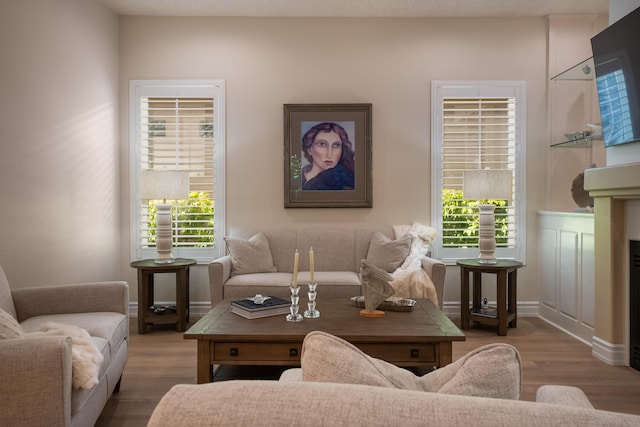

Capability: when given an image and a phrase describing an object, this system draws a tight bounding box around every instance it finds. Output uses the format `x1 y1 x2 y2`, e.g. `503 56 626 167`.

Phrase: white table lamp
141 170 190 264
462 169 513 264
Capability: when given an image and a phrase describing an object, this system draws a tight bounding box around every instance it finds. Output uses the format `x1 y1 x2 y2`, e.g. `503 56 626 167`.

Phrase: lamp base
477 258 498 265
154 258 176 264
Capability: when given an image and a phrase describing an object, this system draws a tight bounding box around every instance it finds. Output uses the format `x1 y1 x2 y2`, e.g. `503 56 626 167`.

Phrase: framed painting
284 103 372 208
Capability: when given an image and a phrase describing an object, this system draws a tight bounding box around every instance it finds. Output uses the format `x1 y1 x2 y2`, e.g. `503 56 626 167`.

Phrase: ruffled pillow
224 232 277 276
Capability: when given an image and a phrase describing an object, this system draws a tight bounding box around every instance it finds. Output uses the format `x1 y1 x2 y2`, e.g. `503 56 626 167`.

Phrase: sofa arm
208 255 232 307
12 281 129 322
0 336 72 426
421 256 446 309
536 385 594 409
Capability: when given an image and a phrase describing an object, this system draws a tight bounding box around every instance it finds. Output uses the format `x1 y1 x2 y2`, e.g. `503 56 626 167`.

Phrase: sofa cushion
0 308 24 339
366 231 412 273
225 232 277 276
301 331 521 399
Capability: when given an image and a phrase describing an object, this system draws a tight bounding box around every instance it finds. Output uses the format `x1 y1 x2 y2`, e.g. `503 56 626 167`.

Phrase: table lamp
141 170 190 264
462 169 512 264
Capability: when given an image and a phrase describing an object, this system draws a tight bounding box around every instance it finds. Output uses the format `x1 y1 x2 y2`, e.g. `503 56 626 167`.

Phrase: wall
0 1 121 287
119 16 550 309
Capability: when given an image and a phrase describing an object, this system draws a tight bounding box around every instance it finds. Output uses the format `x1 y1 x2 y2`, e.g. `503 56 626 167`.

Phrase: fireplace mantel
584 162 640 365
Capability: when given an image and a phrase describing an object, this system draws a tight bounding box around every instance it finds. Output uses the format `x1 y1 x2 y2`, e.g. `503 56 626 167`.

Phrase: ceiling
101 0 609 18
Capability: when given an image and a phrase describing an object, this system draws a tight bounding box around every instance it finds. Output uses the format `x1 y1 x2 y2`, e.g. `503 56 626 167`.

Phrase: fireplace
583 162 640 366
632 240 640 371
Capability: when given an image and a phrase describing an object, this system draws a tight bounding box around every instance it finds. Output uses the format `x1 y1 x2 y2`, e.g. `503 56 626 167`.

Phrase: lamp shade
141 170 190 200
463 169 512 201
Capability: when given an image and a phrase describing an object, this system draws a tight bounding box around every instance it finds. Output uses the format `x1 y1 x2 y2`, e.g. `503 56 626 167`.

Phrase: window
130 80 225 263
431 81 526 263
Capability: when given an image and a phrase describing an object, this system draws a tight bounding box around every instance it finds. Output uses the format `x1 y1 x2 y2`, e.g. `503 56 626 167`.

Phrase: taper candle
292 249 299 287
309 247 315 283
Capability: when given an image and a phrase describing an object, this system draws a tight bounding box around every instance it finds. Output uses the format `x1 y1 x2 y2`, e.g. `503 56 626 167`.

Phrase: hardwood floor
96 316 640 426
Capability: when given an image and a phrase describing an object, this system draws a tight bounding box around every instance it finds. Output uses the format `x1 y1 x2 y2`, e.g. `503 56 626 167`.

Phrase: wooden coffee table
184 298 465 383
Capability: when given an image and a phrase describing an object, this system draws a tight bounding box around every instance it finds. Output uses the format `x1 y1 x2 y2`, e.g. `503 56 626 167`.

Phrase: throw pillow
301 331 521 400
0 307 24 339
224 232 277 276
366 231 413 273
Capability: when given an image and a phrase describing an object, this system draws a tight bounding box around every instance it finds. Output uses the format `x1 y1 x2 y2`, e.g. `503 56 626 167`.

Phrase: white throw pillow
224 232 277 276
366 232 413 273
0 308 24 339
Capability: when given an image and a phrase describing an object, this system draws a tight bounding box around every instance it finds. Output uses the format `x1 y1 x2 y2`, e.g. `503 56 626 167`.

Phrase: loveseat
208 224 445 309
0 266 129 427
148 331 640 426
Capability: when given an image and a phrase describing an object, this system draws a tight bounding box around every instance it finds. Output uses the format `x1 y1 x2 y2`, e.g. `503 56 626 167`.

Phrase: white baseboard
132 300 540 319
591 336 628 366
129 301 212 318
442 300 539 317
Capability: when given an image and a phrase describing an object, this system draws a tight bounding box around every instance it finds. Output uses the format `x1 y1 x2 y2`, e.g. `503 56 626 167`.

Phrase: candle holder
286 285 303 322
304 282 320 318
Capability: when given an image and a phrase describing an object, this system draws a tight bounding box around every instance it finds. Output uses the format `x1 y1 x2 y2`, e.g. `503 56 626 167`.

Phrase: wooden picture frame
284 103 372 208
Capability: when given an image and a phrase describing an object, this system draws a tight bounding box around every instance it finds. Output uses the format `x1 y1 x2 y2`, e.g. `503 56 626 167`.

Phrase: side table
130 258 197 334
457 259 523 336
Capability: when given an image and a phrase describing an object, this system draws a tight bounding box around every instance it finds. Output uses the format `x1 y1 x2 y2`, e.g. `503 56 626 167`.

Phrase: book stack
230 296 291 319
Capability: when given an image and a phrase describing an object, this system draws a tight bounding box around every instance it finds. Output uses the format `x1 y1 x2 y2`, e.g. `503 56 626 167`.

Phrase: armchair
0 265 129 427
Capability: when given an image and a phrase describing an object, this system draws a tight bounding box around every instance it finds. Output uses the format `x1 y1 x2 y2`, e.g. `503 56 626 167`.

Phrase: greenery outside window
130 80 226 263
431 81 526 263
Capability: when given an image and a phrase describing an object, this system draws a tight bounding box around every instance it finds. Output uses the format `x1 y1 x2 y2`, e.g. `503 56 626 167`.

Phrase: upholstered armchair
0 265 129 427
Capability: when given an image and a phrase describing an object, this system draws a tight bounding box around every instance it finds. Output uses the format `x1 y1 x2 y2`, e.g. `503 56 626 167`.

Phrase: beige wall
119 16 550 306
0 1 120 287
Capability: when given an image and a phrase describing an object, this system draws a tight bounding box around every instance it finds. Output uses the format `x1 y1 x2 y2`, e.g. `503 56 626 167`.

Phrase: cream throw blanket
390 222 439 307
28 322 104 389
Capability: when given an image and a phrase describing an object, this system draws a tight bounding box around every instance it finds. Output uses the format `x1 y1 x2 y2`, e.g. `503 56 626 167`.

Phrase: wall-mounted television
591 6 640 147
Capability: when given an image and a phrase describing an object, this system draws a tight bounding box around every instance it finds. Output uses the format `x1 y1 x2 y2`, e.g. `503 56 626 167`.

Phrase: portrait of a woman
300 122 355 191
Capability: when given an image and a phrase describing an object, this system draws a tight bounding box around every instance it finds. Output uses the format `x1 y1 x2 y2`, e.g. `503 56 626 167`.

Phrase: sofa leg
114 376 122 393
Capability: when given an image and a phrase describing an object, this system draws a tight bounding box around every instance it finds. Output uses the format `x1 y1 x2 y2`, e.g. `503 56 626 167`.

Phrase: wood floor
96 316 640 426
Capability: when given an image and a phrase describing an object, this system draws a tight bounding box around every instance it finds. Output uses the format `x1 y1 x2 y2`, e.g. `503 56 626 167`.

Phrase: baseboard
442 300 539 317
133 300 539 319
129 301 213 318
591 335 628 366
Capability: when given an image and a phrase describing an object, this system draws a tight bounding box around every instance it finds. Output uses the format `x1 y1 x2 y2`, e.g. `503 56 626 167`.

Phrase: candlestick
309 247 315 283
292 249 299 287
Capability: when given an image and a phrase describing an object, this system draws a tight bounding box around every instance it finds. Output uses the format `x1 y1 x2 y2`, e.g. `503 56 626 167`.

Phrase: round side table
457 259 523 336
130 258 197 334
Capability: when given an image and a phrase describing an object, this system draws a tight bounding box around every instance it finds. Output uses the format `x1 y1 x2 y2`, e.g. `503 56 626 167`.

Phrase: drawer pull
411 349 420 358
290 348 298 357
230 348 239 357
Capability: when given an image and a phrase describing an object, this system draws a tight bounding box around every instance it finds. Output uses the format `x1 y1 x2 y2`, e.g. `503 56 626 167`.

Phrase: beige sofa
0 266 129 427
148 330 640 426
208 225 446 309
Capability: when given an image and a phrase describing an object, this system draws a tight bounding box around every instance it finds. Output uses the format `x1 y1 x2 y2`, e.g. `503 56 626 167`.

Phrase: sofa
148 331 640 426
208 224 446 309
0 266 129 427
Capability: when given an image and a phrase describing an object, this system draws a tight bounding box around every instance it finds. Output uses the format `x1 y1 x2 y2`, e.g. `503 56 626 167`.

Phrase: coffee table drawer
356 343 437 364
214 342 302 362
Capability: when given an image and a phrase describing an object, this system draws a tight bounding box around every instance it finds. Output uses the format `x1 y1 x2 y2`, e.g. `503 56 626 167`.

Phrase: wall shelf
551 57 594 81
551 133 603 148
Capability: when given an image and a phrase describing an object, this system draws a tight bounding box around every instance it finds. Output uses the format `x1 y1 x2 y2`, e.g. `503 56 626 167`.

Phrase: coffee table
184 297 465 383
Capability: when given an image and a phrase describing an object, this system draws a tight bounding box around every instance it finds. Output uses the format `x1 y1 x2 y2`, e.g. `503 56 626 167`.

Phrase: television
591 6 640 147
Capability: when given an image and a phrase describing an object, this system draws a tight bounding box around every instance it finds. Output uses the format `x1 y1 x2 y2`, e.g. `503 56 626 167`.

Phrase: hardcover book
231 296 290 312
230 305 291 319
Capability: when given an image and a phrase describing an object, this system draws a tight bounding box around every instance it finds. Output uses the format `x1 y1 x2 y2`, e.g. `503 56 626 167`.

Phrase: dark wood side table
457 259 523 336
130 258 197 334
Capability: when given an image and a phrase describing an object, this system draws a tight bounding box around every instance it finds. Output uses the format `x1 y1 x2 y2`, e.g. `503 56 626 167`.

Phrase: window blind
140 97 215 250
441 97 517 250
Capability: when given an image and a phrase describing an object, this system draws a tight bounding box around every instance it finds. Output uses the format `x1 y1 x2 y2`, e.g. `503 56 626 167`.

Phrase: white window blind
431 81 526 263
130 81 225 262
